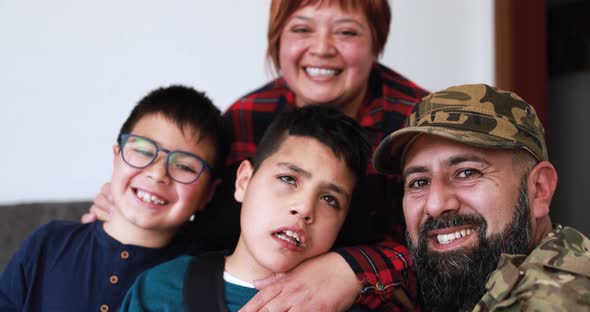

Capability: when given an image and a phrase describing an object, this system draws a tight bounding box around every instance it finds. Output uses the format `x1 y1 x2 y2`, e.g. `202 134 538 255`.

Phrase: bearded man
373 84 590 311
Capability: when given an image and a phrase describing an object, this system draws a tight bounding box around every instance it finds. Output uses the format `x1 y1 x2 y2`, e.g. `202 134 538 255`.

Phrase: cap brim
373 128 423 175
373 126 526 175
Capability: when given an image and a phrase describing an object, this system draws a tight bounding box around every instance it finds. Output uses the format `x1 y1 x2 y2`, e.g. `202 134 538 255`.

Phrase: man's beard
408 180 532 312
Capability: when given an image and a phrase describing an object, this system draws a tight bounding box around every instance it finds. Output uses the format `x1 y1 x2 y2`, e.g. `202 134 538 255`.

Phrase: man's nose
423 178 460 218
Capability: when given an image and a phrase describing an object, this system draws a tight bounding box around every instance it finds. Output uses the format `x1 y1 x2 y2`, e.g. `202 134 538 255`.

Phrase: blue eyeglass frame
119 133 213 184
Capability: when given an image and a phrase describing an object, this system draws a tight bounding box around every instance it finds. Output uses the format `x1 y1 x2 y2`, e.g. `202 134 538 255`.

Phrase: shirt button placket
102 250 127 311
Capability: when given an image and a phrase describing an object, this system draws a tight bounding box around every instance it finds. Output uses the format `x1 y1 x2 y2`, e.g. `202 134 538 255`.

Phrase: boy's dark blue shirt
0 220 189 312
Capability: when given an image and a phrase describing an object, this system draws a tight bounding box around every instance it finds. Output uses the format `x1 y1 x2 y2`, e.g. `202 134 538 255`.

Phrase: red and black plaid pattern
225 81 296 165
337 238 417 311
223 63 428 309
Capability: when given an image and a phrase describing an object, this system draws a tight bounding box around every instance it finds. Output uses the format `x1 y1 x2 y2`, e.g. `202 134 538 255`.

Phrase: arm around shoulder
242 252 361 312
334 237 416 311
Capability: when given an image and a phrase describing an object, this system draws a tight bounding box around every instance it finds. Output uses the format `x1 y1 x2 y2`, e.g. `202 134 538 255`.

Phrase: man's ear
526 161 558 219
234 160 253 203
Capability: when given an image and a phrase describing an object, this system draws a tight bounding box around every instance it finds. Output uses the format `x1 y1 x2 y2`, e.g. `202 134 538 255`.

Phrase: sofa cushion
0 201 91 270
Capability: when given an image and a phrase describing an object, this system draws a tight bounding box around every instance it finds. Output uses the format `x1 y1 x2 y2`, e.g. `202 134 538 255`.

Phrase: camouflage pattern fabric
473 225 590 311
373 84 548 175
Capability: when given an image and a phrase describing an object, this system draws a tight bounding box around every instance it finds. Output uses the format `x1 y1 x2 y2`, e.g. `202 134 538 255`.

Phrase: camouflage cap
373 84 548 175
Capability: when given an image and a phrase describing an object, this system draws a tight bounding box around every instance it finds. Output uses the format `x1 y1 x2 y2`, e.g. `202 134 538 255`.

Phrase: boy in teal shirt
120 105 371 311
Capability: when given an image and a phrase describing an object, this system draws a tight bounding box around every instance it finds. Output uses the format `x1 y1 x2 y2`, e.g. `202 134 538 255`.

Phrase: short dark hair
117 85 226 177
252 105 371 186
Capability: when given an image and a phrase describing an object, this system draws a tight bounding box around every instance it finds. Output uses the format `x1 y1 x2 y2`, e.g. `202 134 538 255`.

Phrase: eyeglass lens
121 135 205 183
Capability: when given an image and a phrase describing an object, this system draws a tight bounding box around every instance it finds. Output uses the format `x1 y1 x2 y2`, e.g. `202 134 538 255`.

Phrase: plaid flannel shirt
207 63 428 310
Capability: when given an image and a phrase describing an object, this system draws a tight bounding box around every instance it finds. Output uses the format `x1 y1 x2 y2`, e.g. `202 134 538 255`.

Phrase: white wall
0 0 494 204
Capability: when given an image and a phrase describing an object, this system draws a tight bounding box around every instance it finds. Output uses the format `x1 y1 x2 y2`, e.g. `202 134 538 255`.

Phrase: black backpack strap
183 251 229 312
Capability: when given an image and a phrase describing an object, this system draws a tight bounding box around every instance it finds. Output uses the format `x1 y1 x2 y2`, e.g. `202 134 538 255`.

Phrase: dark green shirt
119 255 369 311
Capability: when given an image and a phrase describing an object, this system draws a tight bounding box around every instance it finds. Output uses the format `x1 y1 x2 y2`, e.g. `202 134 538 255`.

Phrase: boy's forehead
274 135 338 159
261 135 355 193
266 136 352 176
131 114 216 159
131 114 206 143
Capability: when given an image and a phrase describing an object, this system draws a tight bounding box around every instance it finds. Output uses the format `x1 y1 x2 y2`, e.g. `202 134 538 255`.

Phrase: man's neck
532 217 554 247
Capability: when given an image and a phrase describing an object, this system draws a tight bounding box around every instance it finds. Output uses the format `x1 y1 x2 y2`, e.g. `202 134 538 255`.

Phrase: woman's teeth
305 67 339 77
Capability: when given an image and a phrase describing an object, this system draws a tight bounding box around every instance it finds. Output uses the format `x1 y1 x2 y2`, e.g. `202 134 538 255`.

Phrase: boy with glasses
119 105 372 311
0 85 225 312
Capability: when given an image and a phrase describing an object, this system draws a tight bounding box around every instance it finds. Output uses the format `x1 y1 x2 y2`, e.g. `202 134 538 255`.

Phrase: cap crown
405 84 548 161
372 84 548 175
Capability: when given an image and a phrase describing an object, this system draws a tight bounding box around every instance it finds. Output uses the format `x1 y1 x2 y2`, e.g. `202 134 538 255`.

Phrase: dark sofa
0 201 91 270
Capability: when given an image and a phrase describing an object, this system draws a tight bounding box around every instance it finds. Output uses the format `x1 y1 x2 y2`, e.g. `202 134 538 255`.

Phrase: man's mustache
419 214 486 237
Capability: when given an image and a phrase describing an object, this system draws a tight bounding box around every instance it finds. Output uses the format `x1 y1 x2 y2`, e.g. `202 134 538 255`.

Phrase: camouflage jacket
473 225 590 311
